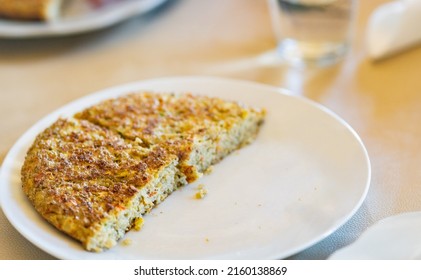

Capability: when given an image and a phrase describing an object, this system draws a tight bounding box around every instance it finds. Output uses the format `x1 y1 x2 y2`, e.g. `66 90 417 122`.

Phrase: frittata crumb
122 238 132 246
195 184 207 199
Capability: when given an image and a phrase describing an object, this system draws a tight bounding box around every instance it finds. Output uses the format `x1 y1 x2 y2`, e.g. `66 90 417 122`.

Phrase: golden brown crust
0 0 61 21
76 92 266 182
21 118 176 248
76 92 259 142
22 92 265 252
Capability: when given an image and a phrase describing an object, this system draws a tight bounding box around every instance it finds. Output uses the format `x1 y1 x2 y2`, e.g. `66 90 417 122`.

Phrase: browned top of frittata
21 118 176 242
76 92 265 182
75 92 264 145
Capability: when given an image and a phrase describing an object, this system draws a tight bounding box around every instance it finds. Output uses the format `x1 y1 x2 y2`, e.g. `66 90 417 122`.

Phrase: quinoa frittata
21 92 265 252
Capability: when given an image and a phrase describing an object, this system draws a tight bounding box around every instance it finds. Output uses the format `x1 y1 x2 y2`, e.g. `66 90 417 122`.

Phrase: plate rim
0 75 371 259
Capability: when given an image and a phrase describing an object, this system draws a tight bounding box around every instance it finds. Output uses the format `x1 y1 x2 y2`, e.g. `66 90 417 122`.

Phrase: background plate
0 76 371 259
0 0 168 38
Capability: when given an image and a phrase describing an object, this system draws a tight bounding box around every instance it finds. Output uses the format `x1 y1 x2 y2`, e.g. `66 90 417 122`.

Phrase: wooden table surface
1 0 420 259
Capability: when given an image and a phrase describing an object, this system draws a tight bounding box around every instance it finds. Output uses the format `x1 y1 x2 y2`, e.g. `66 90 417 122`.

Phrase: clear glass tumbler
268 0 357 66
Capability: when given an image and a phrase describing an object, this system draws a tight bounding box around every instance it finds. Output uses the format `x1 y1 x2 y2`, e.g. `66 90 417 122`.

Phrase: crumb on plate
195 184 208 199
122 238 132 246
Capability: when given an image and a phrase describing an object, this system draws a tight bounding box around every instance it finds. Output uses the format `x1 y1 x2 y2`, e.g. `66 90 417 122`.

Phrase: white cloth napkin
329 211 421 259
367 0 421 60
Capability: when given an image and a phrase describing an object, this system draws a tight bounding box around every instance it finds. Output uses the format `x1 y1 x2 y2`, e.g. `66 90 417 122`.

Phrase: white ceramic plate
0 0 168 38
0 76 371 259
329 211 421 260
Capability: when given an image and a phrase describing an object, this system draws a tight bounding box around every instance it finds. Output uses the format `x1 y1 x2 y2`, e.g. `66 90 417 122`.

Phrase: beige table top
1 0 420 260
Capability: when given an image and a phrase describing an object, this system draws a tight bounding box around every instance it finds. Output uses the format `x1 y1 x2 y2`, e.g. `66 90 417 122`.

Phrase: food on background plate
0 0 64 21
21 92 265 252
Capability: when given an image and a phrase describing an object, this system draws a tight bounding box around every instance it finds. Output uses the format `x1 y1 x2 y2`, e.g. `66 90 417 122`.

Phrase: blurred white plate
329 211 421 259
0 0 167 38
0 76 370 259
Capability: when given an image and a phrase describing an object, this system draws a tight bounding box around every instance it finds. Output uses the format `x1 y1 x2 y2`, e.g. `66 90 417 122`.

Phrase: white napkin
329 211 421 259
367 0 421 60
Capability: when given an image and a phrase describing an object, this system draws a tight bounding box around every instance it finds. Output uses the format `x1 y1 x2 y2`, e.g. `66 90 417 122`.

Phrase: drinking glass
268 0 357 66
